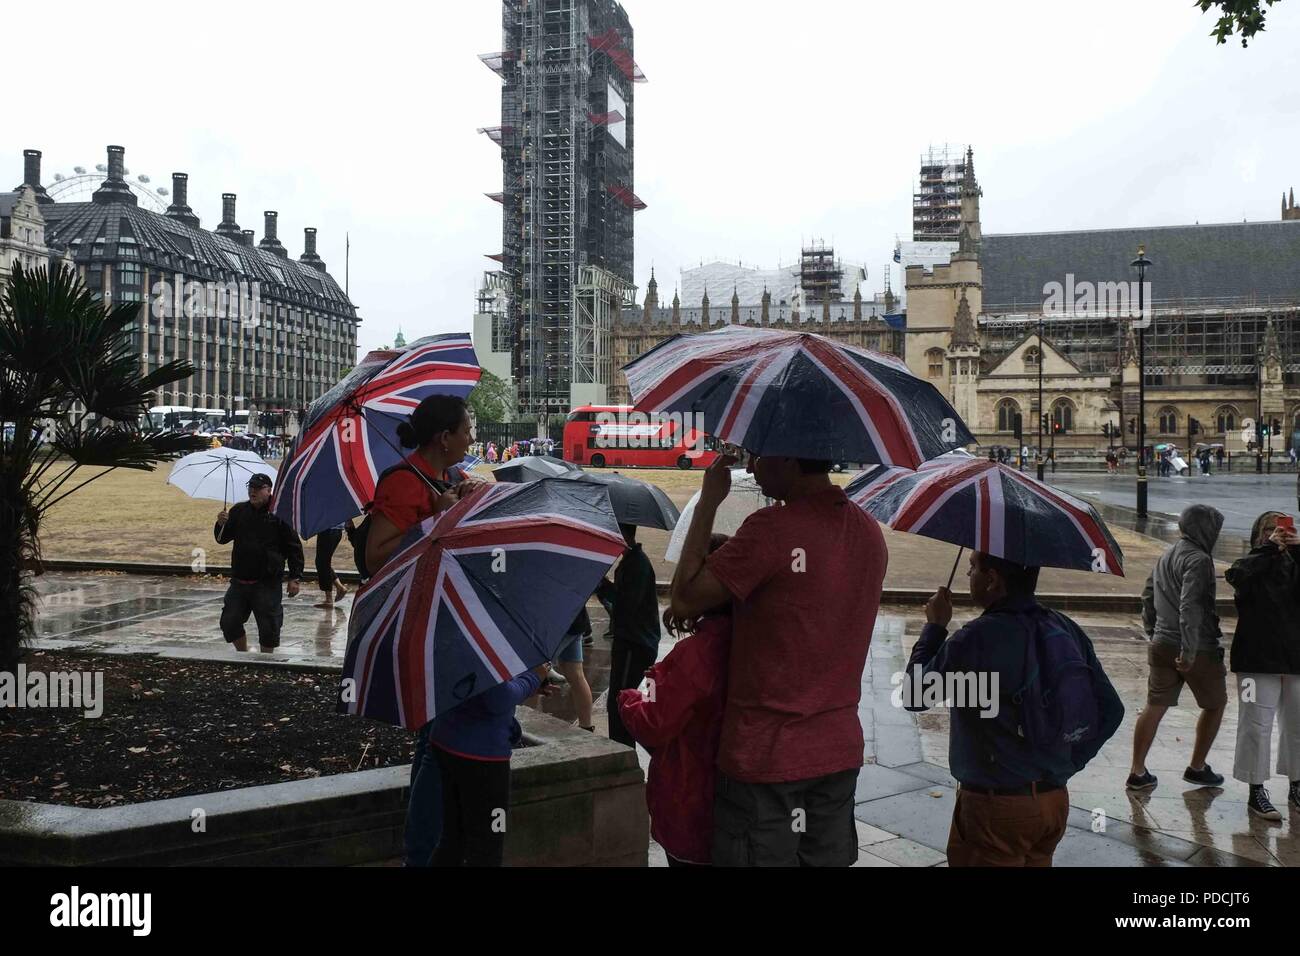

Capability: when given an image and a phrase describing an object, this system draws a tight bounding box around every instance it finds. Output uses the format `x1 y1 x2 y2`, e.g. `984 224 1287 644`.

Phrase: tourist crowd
207 396 1300 867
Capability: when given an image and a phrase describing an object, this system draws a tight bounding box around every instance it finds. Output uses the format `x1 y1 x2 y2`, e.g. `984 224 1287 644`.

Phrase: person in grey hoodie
1128 504 1228 790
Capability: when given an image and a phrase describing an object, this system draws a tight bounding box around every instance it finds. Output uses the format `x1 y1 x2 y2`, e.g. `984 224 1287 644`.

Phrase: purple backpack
1012 608 1101 749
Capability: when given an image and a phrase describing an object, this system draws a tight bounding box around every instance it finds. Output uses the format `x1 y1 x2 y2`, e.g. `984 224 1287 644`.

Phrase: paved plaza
29 570 1299 867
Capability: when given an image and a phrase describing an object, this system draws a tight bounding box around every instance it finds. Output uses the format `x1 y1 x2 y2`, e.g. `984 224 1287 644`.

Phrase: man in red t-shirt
670 451 887 866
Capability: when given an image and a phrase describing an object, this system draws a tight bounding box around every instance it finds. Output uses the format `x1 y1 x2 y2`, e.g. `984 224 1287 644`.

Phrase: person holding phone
1225 511 1300 820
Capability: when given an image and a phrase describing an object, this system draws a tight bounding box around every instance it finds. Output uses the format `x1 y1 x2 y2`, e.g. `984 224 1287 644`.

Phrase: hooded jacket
1225 544 1300 675
1141 504 1223 663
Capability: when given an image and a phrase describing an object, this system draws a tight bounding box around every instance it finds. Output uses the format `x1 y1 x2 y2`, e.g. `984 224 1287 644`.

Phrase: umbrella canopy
622 325 974 467
560 472 679 530
339 477 625 729
492 455 582 483
846 457 1124 576
167 447 276 507
665 469 772 562
272 333 480 538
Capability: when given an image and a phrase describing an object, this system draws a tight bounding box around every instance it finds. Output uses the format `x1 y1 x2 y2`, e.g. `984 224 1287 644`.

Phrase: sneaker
1183 764 1225 787
1126 770 1158 791
1289 783 1300 812
582 635 594 647
1248 786 1283 822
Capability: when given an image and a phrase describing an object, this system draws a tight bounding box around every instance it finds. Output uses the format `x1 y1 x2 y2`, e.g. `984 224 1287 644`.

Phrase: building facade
10 146 359 428
905 148 1300 455
481 0 643 419
608 264 902 405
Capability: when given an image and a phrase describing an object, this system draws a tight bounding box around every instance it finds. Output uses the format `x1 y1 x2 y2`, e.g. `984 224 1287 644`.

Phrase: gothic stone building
905 149 1300 455
609 271 902 405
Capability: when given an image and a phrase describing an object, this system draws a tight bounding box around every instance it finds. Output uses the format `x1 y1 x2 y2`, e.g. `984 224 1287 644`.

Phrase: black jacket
214 502 305 584
1225 545 1300 675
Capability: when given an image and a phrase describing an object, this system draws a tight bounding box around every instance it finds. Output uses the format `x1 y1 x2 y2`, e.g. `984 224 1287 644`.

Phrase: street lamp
1036 315 1045 481
1131 244 1152 521
1256 345 1264 475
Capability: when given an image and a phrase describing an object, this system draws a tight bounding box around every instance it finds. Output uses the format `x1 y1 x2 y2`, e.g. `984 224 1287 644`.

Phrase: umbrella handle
946 546 964 590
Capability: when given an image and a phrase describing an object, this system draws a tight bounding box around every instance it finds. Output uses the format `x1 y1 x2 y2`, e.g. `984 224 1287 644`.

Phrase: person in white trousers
1225 511 1300 821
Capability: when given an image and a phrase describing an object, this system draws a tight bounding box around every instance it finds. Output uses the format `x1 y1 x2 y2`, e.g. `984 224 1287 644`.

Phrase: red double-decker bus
563 405 721 470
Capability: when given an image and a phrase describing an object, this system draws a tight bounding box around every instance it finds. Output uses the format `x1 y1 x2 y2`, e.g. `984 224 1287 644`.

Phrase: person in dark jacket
213 473 304 652
429 663 550 866
313 519 354 608
598 524 662 747
909 551 1124 867
1225 511 1300 819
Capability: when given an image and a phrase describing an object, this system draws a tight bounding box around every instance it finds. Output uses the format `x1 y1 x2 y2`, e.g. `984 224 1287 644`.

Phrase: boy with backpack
906 551 1124 867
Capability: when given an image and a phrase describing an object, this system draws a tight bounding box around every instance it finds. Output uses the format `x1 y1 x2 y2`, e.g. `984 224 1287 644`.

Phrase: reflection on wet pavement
29 571 1297 866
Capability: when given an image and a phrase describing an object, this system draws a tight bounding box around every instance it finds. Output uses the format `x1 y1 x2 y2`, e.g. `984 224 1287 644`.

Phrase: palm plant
0 263 205 674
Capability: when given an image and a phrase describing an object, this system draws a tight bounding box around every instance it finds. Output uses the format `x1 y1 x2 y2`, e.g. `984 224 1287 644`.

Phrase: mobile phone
1277 515 1295 534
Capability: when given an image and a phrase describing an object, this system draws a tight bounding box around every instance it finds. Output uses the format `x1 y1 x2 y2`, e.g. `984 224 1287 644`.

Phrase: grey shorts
712 767 860 867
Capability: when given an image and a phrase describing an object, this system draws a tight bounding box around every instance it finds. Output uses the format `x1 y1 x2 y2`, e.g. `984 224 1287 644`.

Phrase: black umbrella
492 455 582 483
562 472 680 530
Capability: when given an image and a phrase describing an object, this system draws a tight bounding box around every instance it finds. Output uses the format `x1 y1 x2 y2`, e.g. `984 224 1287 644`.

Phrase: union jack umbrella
339 477 625 729
622 325 974 467
845 457 1124 576
271 333 481 538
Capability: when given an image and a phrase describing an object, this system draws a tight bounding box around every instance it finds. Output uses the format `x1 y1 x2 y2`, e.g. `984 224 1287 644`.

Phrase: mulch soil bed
0 651 414 808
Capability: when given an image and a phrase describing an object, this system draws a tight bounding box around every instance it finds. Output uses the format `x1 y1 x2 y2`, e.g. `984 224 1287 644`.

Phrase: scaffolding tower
913 145 967 243
799 241 845 304
485 0 641 421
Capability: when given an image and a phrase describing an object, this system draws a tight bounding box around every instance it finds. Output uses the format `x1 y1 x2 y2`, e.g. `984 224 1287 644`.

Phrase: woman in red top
618 535 732 867
367 393 480 867
366 395 479 576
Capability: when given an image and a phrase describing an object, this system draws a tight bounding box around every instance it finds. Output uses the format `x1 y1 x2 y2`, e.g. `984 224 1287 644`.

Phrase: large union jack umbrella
845 457 1124 575
622 325 974 467
339 477 625 729
272 333 480 538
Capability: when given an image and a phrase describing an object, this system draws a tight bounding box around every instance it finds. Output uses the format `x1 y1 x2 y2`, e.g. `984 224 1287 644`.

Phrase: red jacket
617 614 730 865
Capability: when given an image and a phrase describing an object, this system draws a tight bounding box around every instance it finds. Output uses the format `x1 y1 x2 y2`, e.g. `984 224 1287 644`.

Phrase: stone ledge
0 706 646 867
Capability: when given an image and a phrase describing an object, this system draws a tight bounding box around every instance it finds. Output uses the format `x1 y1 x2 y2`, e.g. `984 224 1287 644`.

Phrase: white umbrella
665 469 773 563
167 447 277 507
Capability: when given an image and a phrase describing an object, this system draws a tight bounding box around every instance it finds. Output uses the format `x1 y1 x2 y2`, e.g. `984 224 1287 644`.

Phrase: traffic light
1013 413 1023 441
1262 423 1271 437
1189 417 1200 436
1128 418 1136 435
1041 413 1050 433
1274 419 1282 436
1102 422 1110 438
1052 421 1063 434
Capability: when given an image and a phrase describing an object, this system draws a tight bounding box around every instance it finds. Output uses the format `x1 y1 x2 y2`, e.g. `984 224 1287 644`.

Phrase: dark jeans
404 723 444 867
219 580 283 647
315 528 343 593
432 746 511 867
607 641 658 747
712 767 860 867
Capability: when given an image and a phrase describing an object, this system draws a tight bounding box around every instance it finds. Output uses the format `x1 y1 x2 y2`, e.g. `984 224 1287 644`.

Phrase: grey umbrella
492 455 583 483
562 472 680 531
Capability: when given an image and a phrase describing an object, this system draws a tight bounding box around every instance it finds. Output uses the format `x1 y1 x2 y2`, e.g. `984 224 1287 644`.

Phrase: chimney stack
165 172 200 228
258 210 288 258
299 226 326 270
215 192 242 239
18 149 52 204
92 145 137 205
240 229 255 247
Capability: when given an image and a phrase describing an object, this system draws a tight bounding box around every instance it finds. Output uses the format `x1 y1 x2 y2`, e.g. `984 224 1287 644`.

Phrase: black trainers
1183 764 1225 787
1248 786 1283 821
1126 770 1158 791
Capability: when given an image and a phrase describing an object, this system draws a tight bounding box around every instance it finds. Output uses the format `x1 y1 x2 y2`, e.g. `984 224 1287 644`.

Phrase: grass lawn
38 462 1158 594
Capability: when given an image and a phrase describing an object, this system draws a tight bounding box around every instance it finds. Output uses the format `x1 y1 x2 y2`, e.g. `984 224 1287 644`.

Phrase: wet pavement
1047 471 1300 559
28 571 1297 866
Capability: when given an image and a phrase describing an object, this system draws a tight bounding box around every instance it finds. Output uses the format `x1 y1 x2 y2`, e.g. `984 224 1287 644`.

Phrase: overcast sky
8 0 1300 353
